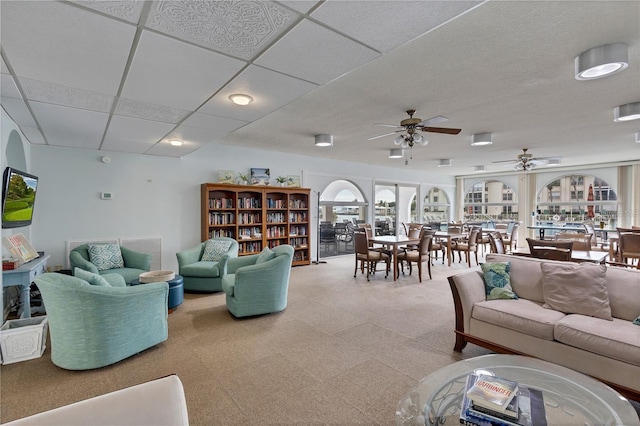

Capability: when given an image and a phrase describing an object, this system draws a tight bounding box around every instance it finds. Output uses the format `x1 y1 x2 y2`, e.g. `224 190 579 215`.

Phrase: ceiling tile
199 65 318 121
103 115 176 148
254 19 380 85
311 1 482 53
1 1 136 95
70 0 145 24
30 102 108 149
278 1 321 15
20 127 46 145
180 112 249 133
162 125 229 146
102 139 156 154
0 97 37 129
1 74 22 99
115 98 190 124
145 139 205 158
122 30 246 111
1 57 9 74
20 78 114 113
144 0 299 60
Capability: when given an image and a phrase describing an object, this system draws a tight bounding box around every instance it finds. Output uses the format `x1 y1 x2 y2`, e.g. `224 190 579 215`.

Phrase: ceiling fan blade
374 123 403 128
421 126 462 135
367 131 399 141
418 115 449 126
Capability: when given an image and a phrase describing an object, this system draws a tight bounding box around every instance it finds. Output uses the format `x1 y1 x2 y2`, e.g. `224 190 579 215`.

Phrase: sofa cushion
472 299 565 341
256 247 276 264
87 243 124 271
180 261 220 278
540 262 612 321
603 265 640 321
485 254 545 303
74 267 111 287
201 239 232 262
481 262 517 300
555 315 640 366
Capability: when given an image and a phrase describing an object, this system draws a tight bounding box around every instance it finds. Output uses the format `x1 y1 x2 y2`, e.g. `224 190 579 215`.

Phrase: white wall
30 139 455 271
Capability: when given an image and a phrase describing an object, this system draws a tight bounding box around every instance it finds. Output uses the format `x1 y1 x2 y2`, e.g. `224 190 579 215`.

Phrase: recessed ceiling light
471 132 492 146
438 159 451 167
473 165 486 172
388 149 403 158
169 140 183 146
229 94 253 106
546 158 562 166
575 43 628 80
614 102 640 122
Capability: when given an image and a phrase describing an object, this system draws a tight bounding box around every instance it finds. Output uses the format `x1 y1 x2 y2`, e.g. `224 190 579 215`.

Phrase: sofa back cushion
485 254 545 303
604 266 640 321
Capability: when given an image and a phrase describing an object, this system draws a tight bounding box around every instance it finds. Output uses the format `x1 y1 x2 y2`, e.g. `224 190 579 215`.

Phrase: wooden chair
424 229 445 264
452 227 480 267
487 231 506 254
618 231 640 269
554 232 592 251
526 238 573 261
396 232 433 282
353 229 390 281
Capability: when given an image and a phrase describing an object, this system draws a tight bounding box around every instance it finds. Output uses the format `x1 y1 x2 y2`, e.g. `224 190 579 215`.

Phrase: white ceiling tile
20 78 113 113
1 97 37 128
115 98 190 124
30 102 108 149
163 126 229 146
255 19 380 85
70 0 145 24
181 113 249 133
20 127 46 145
102 139 156 154
145 140 204 158
1 57 9 74
145 1 298 60
104 116 176 146
279 1 321 15
199 65 318 121
311 1 481 53
0 1 136 95
122 31 246 111
1 74 22 99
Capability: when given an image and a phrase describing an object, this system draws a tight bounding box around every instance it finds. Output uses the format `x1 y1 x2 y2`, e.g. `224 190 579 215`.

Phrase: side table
129 274 184 313
2 255 50 319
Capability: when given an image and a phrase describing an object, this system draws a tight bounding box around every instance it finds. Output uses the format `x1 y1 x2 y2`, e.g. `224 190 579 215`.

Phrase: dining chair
452 227 480 267
526 238 573 261
554 232 592 251
618 232 640 269
396 232 433 282
424 229 445 264
487 231 506 254
502 223 520 251
353 229 390 281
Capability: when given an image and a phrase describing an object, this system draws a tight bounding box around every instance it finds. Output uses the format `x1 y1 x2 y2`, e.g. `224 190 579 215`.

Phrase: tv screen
2 167 39 229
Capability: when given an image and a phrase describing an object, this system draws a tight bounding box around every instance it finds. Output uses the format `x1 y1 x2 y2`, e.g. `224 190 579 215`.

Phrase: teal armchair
176 237 239 292
221 245 294 318
34 272 168 370
70 243 152 284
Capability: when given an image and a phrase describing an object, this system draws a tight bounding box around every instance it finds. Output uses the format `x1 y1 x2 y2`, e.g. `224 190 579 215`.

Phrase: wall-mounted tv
2 167 39 229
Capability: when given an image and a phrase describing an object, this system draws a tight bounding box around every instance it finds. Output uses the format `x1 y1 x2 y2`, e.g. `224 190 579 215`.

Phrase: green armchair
176 237 239 292
34 272 168 370
221 244 294 318
70 243 152 284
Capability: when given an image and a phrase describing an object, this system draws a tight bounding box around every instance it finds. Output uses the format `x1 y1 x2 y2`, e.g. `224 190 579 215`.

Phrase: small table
396 354 639 426
2 255 50 318
369 235 420 281
130 274 184 313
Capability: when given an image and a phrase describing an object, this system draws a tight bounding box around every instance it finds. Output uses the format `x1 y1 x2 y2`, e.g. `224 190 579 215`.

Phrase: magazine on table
466 373 519 413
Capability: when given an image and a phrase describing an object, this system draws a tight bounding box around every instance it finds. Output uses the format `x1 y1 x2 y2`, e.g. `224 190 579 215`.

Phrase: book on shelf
460 374 547 426
466 373 519 413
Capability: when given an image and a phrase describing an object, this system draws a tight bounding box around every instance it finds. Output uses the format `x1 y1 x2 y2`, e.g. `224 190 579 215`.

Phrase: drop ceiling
1 0 639 176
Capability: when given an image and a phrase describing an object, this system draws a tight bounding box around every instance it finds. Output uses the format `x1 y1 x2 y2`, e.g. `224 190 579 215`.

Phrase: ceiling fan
493 148 558 171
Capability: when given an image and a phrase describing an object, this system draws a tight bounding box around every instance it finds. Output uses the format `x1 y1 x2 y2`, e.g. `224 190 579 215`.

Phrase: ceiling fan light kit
388 149 403 158
575 43 628 80
614 102 640 122
471 132 493 146
314 134 333 147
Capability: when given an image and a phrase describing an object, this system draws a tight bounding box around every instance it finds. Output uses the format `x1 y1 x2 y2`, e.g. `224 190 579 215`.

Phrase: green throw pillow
87 243 124 271
481 262 518 300
634 315 640 326
74 267 111 287
256 247 276 264
201 239 232 261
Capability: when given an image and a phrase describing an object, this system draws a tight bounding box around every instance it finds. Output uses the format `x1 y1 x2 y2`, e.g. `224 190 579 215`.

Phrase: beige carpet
0 252 636 424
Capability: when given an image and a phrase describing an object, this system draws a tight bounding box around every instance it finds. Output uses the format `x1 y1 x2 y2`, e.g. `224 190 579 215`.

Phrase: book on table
466 373 519 413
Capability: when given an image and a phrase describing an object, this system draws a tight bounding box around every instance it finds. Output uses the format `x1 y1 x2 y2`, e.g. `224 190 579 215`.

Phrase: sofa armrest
176 244 203 269
448 271 486 335
121 246 152 271
224 254 259 275
69 251 99 274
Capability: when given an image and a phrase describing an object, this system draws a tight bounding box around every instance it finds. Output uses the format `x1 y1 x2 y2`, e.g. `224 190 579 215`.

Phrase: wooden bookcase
201 183 311 266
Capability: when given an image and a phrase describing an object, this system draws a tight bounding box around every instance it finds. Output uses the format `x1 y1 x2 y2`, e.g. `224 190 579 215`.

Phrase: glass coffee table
396 354 639 426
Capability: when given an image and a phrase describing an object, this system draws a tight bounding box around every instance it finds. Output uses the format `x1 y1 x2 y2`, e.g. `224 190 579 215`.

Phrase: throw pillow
87 244 124 271
256 247 276 264
201 239 232 262
74 267 111 287
540 262 612 321
634 315 640 326
481 262 518 300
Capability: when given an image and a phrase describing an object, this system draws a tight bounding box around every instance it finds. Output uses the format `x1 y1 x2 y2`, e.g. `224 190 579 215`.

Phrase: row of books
460 373 547 426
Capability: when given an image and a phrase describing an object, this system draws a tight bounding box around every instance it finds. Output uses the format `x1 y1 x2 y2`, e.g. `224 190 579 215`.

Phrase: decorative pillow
74 267 111 287
256 247 276 264
540 262 612 321
87 244 124 271
633 315 640 326
201 239 232 261
481 262 518 300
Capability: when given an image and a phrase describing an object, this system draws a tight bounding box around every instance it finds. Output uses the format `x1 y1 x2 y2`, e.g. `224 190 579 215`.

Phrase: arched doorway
318 180 367 257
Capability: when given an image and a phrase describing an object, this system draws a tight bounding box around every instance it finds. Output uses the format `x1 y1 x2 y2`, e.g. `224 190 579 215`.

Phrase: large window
319 180 367 225
375 184 396 235
423 187 450 228
463 180 519 222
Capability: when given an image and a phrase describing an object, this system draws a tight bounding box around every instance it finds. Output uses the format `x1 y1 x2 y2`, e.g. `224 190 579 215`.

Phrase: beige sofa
448 253 640 400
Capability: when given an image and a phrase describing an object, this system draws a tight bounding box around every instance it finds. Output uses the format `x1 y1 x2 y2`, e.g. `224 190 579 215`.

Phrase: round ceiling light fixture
229 94 254 106
614 102 640 122
314 134 333 147
575 43 628 80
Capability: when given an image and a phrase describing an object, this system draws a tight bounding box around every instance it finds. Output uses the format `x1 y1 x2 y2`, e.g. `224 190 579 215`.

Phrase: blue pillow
74 267 111 287
634 315 640 326
201 239 232 261
87 243 124 271
256 247 276 264
481 262 517 300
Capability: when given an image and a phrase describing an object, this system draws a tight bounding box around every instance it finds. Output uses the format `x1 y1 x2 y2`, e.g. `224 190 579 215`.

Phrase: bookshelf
201 183 311 266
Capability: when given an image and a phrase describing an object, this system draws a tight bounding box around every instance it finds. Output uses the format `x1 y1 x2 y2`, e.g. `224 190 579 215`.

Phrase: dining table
369 235 420 281
511 248 608 263
434 231 467 266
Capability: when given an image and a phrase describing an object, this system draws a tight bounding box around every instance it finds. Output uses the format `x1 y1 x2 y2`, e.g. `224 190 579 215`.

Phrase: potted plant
276 176 289 186
236 173 249 185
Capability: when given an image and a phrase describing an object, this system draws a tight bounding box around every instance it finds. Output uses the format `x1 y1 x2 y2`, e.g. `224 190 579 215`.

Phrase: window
424 187 450 226
463 179 519 222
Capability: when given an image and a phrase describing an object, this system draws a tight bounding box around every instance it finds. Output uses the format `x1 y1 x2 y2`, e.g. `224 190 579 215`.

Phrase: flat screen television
2 167 39 229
